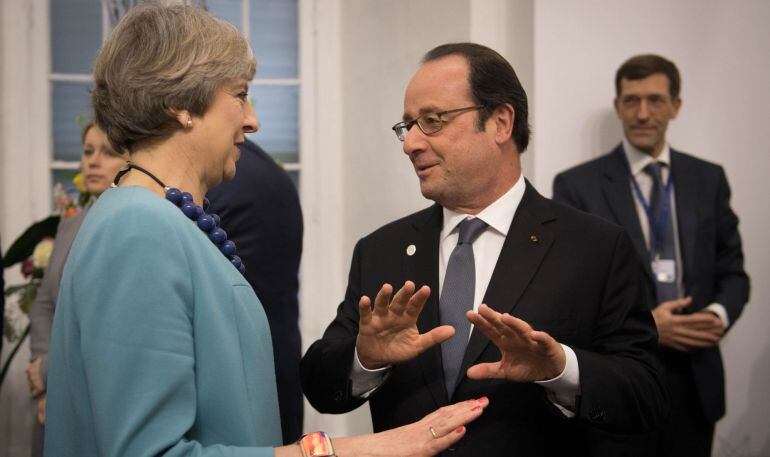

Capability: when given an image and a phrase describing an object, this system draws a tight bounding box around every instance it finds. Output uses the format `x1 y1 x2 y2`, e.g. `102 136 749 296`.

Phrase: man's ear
491 103 514 145
671 97 682 119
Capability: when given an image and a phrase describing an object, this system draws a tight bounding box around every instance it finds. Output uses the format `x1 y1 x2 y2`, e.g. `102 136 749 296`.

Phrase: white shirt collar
441 175 526 241
622 137 671 176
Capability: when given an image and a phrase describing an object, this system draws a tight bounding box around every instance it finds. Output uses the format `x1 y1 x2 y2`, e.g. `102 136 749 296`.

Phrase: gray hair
92 3 256 153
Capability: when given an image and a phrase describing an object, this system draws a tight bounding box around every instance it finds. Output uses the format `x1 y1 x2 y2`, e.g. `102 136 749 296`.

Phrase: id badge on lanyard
651 256 676 283
625 156 676 283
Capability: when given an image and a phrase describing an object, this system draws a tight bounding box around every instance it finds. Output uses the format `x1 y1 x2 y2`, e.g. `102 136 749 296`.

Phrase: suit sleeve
572 229 668 435
29 217 74 386
552 172 585 211
711 167 750 328
300 240 369 414
71 211 274 457
28 243 59 386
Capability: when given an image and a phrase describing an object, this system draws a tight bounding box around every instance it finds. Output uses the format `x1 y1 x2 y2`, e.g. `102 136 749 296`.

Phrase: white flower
32 237 54 269
2 297 29 342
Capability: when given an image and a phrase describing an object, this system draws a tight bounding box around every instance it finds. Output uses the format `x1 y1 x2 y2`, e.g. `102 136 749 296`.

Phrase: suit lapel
670 150 697 288
456 182 555 388
601 145 652 279
403 205 447 406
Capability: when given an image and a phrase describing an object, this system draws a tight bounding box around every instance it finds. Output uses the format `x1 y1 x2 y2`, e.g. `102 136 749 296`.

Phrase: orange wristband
297 431 336 457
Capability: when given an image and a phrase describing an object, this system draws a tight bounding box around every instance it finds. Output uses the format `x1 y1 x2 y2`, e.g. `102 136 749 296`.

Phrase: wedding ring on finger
429 426 439 439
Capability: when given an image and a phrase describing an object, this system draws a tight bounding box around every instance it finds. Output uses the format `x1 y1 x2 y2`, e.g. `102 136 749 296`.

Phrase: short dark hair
423 43 530 153
615 54 681 100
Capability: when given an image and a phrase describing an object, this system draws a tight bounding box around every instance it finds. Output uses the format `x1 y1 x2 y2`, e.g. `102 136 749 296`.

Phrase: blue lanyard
623 155 674 254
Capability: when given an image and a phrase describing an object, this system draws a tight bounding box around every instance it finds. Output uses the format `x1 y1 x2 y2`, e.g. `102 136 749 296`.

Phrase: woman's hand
25 358 46 398
274 398 489 457
342 397 489 456
37 395 47 425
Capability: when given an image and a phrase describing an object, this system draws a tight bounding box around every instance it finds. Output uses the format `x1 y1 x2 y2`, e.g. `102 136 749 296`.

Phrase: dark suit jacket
552 144 750 423
301 182 666 456
207 139 304 444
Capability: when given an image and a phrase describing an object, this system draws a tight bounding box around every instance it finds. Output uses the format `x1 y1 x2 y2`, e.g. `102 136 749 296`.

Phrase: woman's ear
170 109 193 129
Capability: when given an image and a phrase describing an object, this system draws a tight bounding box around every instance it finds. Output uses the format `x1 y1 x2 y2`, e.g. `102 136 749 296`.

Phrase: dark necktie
439 217 489 399
644 162 678 302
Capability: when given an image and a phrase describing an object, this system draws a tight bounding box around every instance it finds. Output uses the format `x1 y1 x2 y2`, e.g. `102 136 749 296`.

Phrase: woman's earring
186 117 193 128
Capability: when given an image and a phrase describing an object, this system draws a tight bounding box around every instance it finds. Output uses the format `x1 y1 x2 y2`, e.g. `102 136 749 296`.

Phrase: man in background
207 139 304 444
553 54 750 456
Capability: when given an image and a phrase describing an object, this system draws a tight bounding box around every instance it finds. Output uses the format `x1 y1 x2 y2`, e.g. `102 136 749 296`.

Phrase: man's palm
356 282 454 369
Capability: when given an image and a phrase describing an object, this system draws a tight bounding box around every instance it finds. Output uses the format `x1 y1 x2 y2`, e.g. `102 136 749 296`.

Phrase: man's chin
627 137 659 155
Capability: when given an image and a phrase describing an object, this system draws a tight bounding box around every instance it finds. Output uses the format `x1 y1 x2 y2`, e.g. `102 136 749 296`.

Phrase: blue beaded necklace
112 163 246 275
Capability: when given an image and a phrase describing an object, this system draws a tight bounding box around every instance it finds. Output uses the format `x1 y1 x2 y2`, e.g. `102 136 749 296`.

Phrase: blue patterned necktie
644 162 678 302
440 217 489 399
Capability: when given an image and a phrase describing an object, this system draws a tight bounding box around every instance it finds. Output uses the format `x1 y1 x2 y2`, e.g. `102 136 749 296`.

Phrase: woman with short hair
44 4 486 456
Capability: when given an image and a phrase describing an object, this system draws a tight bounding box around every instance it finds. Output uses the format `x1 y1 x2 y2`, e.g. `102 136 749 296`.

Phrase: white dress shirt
623 139 729 327
351 176 580 416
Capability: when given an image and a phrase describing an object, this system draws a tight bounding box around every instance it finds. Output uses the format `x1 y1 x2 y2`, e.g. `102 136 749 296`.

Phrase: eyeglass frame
391 105 485 141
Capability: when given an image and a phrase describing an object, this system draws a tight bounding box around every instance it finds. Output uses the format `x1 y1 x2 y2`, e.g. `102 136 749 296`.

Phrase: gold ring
429 426 439 439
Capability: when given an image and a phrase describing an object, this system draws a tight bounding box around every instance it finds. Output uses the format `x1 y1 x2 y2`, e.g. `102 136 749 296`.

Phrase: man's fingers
405 285 431 317
657 296 693 311
389 281 416 315
373 284 394 316
466 362 503 380
673 326 721 344
500 313 534 338
419 325 456 350
671 333 717 348
477 305 519 338
359 296 373 326
466 309 503 341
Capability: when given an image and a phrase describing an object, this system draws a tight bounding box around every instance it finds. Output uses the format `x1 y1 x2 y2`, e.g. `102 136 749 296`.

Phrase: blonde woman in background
26 121 126 457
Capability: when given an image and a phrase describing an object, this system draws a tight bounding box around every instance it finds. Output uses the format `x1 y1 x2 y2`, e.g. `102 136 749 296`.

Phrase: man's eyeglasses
391 105 484 141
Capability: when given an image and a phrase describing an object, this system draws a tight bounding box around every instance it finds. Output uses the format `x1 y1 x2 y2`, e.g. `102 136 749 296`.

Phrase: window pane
51 0 102 74
248 84 298 163
250 0 298 78
52 81 93 161
207 0 244 32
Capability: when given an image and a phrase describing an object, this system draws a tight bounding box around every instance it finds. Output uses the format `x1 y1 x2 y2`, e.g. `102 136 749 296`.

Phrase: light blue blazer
45 186 281 456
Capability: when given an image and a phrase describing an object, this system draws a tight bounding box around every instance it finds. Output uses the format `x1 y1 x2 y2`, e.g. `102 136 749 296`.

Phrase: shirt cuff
350 348 391 398
534 344 580 417
705 303 729 329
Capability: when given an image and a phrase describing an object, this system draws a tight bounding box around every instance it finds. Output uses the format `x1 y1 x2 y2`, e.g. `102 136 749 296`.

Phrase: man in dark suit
553 54 750 456
301 43 666 456
207 139 304 444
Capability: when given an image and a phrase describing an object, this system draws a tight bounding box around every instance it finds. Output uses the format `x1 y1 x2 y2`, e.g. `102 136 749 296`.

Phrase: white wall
530 1 770 455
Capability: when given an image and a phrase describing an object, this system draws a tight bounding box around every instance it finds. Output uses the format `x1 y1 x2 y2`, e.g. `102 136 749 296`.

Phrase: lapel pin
406 244 416 256
530 234 538 243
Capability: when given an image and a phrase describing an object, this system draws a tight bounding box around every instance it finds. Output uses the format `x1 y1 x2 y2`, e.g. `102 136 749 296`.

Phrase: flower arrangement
1 173 89 387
